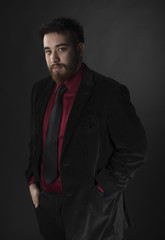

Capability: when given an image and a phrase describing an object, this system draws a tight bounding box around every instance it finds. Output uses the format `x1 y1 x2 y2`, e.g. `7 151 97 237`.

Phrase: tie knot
57 84 67 97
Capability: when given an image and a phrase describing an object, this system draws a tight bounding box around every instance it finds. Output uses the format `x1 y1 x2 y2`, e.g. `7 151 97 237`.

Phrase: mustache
50 63 66 70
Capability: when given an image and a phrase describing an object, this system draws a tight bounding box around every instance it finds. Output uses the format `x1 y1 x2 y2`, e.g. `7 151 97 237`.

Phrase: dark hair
39 17 85 44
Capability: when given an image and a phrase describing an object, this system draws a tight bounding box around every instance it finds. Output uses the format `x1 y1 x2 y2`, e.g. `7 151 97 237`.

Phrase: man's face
43 32 84 83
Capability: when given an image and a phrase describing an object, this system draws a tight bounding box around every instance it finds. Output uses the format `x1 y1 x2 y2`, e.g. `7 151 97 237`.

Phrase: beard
49 63 77 84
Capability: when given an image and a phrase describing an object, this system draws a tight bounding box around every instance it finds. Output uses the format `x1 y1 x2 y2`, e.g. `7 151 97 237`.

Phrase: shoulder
29 76 54 107
93 70 120 87
31 75 53 98
89 67 130 99
32 75 52 92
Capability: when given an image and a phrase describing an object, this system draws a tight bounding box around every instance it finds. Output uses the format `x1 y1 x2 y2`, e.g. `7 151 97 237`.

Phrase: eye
58 47 66 52
45 50 51 55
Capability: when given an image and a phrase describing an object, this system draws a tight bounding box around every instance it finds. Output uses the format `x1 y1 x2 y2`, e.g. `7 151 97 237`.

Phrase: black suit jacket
25 65 147 238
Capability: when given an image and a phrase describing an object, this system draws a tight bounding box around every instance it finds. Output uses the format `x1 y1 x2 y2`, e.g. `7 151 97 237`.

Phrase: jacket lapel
61 65 95 159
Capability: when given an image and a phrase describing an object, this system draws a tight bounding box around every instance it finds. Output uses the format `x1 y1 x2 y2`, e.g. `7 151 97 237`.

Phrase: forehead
43 32 72 47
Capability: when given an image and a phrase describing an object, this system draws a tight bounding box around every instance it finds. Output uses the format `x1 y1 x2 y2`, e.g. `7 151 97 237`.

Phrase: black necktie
43 84 67 184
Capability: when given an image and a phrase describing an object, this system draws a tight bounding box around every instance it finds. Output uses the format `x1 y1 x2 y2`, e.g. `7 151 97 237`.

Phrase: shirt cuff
29 175 35 186
96 183 104 193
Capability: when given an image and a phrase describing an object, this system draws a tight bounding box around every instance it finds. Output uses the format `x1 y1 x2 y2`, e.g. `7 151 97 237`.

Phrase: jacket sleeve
95 84 147 198
25 82 37 185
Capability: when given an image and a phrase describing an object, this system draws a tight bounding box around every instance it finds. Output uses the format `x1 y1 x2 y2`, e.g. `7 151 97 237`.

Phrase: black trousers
35 190 124 240
35 191 65 240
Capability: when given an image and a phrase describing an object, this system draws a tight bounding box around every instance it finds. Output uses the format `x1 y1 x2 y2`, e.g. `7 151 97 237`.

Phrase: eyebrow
44 43 69 50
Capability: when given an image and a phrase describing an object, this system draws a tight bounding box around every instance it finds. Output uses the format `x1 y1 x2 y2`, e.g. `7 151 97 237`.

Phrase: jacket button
63 163 70 167
65 193 72 197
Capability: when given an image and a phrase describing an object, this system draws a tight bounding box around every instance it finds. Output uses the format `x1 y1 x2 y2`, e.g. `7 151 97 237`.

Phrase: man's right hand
29 183 40 208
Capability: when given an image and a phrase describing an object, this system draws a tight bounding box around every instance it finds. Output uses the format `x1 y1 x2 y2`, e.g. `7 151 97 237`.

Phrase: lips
50 64 63 71
53 65 61 68
54 66 61 70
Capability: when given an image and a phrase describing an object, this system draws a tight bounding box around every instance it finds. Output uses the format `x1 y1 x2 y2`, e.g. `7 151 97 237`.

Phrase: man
25 17 147 240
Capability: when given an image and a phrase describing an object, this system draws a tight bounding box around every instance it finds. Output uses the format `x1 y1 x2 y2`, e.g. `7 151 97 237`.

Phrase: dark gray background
1 0 165 239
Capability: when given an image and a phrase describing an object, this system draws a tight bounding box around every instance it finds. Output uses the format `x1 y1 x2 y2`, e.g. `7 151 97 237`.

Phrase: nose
51 50 60 63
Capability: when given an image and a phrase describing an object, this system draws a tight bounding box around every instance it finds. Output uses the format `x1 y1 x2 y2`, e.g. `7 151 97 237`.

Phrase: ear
77 42 85 57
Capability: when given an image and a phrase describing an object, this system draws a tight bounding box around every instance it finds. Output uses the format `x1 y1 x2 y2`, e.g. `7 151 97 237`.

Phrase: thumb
33 195 39 208
35 203 39 208
34 199 39 208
